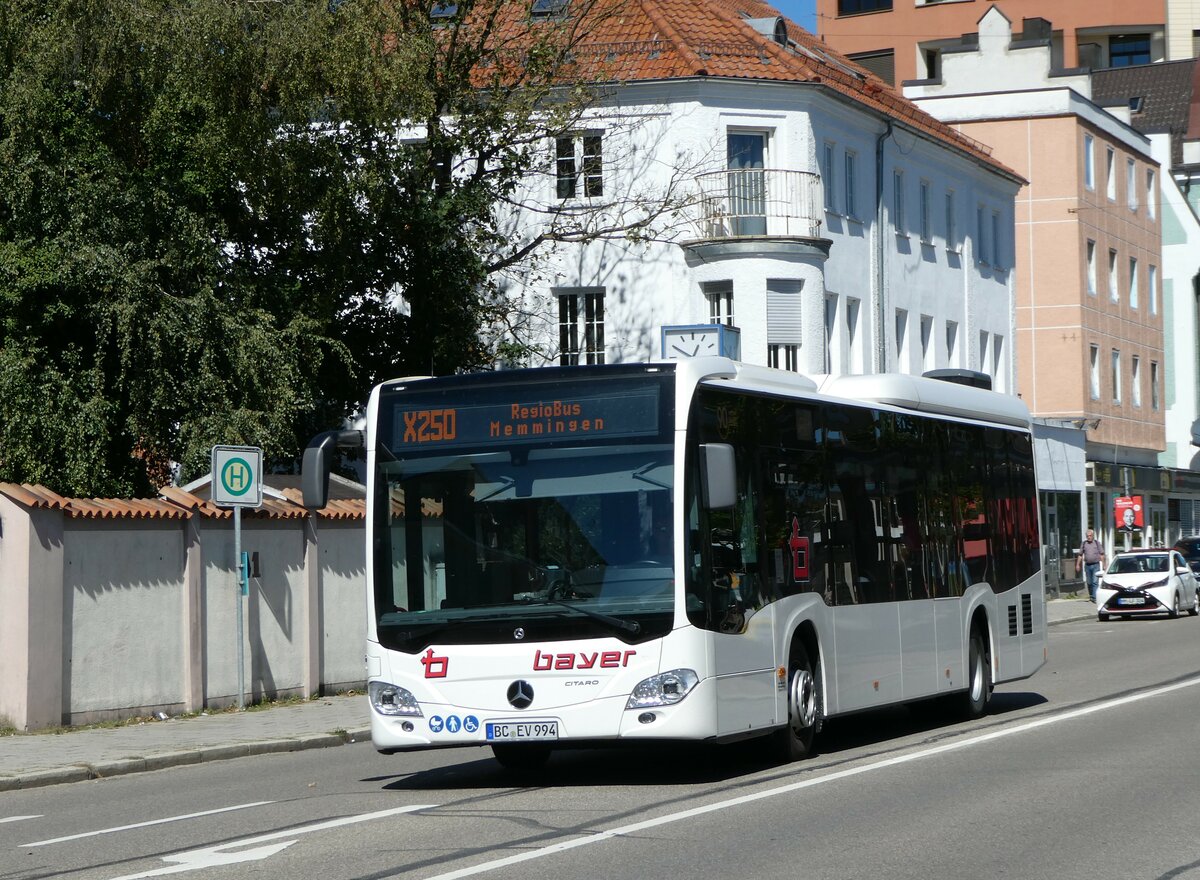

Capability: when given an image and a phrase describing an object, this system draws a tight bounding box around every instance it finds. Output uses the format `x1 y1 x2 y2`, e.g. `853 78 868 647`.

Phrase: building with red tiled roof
496 0 1025 388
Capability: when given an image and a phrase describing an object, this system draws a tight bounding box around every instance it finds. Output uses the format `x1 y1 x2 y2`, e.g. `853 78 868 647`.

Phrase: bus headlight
626 669 699 709
369 680 422 717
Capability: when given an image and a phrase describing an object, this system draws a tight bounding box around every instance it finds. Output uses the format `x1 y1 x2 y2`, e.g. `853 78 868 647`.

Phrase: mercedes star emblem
513 627 525 640
507 680 534 709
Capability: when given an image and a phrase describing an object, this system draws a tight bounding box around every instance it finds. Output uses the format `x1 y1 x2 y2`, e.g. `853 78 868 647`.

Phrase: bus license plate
486 721 558 741
1118 597 1145 605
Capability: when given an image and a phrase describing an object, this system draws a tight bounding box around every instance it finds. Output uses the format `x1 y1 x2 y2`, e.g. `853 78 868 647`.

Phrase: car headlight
1146 577 1169 588
369 680 422 717
626 669 699 709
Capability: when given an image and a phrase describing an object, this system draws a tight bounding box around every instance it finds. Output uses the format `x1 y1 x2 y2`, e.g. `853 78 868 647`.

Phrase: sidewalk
0 597 1096 793
0 695 371 793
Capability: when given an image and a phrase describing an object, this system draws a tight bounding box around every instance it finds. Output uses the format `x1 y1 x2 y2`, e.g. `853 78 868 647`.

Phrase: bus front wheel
771 641 822 762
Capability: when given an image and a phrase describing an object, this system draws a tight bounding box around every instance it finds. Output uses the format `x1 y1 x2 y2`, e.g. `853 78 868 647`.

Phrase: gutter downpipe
874 120 894 374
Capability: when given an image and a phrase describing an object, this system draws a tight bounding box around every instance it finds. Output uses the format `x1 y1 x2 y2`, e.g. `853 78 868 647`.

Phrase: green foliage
0 0 615 496
0 0 580 494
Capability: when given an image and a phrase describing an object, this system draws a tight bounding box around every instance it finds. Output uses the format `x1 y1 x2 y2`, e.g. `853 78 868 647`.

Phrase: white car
1097 549 1200 621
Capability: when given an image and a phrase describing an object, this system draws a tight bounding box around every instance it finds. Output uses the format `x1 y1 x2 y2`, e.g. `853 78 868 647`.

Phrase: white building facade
498 1 1023 392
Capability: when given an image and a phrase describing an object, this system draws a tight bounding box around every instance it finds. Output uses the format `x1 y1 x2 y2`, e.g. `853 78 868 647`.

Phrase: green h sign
211 446 263 508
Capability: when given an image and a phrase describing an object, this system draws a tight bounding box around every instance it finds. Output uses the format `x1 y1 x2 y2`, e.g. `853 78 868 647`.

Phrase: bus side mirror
301 430 364 509
700 443 737 510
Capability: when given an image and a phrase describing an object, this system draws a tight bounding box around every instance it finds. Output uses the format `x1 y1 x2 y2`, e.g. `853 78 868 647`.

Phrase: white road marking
422 675 1200 880
22 802 274 847
108 803 435 880
1 815 43 824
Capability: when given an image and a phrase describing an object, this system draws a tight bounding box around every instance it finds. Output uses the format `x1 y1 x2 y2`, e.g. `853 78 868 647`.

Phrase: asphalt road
5 613 1200 880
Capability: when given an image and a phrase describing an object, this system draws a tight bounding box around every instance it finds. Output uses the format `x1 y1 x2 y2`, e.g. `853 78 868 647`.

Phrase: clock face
666 330 719 358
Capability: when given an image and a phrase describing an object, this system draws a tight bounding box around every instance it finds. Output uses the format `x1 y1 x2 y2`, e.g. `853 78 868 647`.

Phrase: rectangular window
1110 33 1151 67
1132 355 1142 407
946 320 958 366
992 334 1004 392
557 288 605 365
1084 133 1095 190
1147 168 1157 219
845 152 858 218
1090 344 1100 399
1149 264 1158 315
1151 360 1160 410
824 293 838 373
919 180 931 243
979 330 990 374
822 143 836 211
703 280 734 326
976 205 988 264
1109 248 1119 301
1111 349 1122 404
945 191 956 252
1127 158 1137 211
846 297 861 374
991 211 1002 268
555 132 603 199
837 0 892 13
895 308 908 371
768 344 799 371
893 170 905 233
920 314 933 370
840 0 897 13
1129 257 1139 309
1086 239 1097 295
847 49 896 85
1106 148 1116 200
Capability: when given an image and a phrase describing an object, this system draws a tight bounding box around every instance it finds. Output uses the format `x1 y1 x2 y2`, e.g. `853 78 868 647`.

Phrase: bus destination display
391 386 661 450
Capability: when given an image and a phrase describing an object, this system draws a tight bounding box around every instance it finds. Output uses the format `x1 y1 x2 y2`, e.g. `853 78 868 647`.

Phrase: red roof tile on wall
0 483 364 521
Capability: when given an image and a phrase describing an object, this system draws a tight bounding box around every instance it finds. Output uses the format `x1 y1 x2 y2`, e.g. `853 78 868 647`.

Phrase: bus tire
491 743 552 771
771 640 822 762
957 627 991 719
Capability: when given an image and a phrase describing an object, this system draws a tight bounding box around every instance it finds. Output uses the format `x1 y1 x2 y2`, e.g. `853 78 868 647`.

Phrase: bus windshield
372 371 676 652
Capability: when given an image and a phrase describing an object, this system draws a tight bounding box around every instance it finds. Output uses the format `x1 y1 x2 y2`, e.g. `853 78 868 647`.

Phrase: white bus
303 358 1045 768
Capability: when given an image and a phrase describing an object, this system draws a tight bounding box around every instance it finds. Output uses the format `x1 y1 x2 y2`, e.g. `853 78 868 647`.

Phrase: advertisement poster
1113 496 1144 531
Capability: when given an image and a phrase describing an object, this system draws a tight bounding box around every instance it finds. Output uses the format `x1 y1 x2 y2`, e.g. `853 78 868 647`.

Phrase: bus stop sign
211 445 263 508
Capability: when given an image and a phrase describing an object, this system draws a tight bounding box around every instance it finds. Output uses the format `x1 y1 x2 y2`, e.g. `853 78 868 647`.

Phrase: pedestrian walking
1077 529 1104 602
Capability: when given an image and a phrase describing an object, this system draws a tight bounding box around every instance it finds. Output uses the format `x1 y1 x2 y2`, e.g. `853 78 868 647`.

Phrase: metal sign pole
235 505 245 710
211 444 261 713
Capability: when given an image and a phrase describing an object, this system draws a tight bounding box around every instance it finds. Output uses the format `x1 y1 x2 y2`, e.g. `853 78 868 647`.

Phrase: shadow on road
370 689 1050 792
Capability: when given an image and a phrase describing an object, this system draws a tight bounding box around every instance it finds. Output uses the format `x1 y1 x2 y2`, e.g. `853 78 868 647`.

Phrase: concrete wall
0 495 366 731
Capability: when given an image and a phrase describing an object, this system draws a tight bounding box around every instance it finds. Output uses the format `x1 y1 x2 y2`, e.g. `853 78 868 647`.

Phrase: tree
0 0 695 496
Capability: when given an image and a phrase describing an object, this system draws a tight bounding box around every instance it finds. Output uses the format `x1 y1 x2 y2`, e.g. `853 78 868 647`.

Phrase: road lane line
108 803 436 880
1 815 43 824
422 674 1200 880
22 802 274 848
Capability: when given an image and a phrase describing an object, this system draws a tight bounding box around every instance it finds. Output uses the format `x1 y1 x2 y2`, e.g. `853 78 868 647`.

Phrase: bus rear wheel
957 628 991 719
491 743 552 771
771 641 822 762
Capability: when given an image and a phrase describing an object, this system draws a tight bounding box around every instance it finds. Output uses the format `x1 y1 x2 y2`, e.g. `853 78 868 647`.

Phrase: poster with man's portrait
1113 496 1144 532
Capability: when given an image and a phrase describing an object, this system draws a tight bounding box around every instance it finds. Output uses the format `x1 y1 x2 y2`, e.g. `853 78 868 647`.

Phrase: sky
771 0 818 36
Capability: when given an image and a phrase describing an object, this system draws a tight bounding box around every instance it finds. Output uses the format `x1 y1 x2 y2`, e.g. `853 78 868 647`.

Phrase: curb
1049 611 1096 626
0 727 372 792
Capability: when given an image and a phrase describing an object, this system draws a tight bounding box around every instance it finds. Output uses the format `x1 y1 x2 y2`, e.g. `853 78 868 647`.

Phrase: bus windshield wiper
533 596 641 635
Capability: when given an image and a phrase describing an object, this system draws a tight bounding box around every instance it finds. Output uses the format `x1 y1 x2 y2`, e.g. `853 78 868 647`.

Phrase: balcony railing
690 168 823 240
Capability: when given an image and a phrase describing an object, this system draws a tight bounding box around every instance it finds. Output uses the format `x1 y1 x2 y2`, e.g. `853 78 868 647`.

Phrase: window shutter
766 279 803 344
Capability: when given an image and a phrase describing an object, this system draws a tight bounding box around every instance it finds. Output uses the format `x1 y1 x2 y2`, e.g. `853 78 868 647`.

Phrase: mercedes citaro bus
302 358 1045 768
